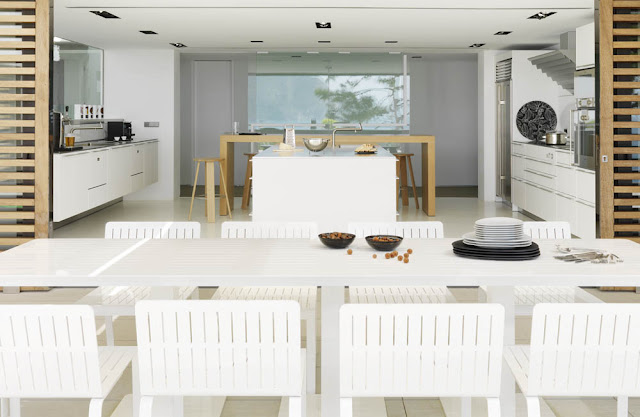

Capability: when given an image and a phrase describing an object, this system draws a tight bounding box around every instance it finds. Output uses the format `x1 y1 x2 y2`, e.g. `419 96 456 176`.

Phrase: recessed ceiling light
528 11 556 20
90 10 119 19
170 43 187 48
250 40 263 43
338 51 350 54
389 52 401 55
385 40 398 44
318 40 331 44
494 31 512 35
140 30 157 35
307 51 319 54
291 55 302 58
469 43 485 48
315 22 331 29
411 55 422 59
257 51 269 54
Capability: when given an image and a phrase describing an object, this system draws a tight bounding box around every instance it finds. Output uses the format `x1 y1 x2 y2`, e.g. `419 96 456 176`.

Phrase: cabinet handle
524 169 555 179
97 157 100 161
137 150 140 153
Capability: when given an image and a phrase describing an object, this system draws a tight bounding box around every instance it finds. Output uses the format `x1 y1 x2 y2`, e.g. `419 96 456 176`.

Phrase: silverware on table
554 246 623 264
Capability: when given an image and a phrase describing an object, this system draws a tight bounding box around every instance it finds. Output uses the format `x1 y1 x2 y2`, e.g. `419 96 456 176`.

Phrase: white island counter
252 146 397 231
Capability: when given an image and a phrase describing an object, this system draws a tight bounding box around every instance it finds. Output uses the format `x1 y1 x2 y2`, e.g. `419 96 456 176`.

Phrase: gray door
193 60 232 186
496 81 511 201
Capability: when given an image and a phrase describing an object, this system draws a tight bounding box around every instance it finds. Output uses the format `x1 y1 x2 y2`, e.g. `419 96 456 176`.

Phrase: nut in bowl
318 232 355 249
365 235 403 251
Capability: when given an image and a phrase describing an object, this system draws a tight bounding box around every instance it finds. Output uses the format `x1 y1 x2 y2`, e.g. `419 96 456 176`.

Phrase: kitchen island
252 147 397 230
219 134 436 216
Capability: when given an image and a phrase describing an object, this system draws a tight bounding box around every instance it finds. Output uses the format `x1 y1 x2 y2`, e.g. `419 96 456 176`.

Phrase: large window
249 53 409 132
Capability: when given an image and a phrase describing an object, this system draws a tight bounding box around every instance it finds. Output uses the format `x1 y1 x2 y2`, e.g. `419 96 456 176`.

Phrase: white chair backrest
528 304 640 396
221 221 318 239
105 221 201 239
347 222 444 239
0 305 101 398
523 221 571 239
340 304 504 397
135 300 301 396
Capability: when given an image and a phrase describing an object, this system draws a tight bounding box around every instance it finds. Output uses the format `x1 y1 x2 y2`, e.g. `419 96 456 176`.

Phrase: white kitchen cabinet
512 155 526 179
556 165 576 197
576 22 595 70
53 140 159 222
576 169 596 204
526 183 556 220
107 146 132 200
555 193 576 233
556 150 572 166
143 141 158 186
575 199 596 239
512 178 526 208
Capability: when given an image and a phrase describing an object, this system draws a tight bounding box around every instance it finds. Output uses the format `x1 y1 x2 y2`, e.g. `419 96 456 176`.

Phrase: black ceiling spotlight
469 43 486 48
318 40 331 43
385 40 398 44
90 10 120 19
528 11 556 20
291 55 302 58
315 22 331 29
170 43 187 48
411 55 422 59
494 31 512 35
250 40 263 43
140 30 157 35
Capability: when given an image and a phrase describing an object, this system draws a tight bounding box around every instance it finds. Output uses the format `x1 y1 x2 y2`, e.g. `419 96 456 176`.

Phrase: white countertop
54 138 158 156
0 238 638 287
254 146 395 160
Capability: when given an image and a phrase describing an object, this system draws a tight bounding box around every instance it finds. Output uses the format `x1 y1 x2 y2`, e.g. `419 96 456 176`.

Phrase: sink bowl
303 138 329 152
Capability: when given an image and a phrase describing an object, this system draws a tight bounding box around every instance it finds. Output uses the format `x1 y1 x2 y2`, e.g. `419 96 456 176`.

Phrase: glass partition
249 52 409 133
52 37 103 119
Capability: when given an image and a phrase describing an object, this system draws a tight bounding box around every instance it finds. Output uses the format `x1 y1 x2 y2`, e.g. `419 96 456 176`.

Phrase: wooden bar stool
241 153 256 210
395 153 419 209
188 157 232 223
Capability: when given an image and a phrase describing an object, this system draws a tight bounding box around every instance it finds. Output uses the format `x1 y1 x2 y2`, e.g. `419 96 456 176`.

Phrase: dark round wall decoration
515 101 557 141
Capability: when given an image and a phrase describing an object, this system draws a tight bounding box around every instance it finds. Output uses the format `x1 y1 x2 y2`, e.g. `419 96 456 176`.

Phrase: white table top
1 238 639 287
254 146 395 160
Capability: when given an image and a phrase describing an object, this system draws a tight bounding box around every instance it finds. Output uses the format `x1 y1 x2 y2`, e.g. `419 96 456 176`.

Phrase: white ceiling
55 0 594 51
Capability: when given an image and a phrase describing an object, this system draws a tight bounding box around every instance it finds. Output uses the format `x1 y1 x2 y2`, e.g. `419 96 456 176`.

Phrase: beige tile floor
4 196 639 417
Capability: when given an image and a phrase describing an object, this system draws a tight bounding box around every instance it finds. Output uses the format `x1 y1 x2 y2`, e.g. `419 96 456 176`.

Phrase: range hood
528 32 576 93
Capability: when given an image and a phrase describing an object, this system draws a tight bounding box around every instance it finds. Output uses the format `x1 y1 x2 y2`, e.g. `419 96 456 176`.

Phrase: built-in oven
571 97 597 171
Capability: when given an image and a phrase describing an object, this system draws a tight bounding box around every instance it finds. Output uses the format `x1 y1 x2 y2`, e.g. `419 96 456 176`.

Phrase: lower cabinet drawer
574 200 596 239
555 193 576 232
512 155 526 179
556 150 572 166
131 172 144 191
556 165 576 197
576 169 596 205
525 168 555 189
87 184 108 208
525 183 556 220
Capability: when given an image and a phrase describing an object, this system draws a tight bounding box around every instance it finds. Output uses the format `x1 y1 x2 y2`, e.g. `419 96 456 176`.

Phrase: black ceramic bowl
318 232 355 249
365 235 403 251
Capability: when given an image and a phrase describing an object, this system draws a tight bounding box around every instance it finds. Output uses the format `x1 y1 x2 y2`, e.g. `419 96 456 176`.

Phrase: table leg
399 157 409 207
220 140 235 216
421 142 436 216
205 161 216 223
321 286 345 417
486 286 515 417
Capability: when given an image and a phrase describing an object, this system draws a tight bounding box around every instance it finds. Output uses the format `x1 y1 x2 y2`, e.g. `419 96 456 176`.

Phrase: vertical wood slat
0 0 49 256
600 0 614 238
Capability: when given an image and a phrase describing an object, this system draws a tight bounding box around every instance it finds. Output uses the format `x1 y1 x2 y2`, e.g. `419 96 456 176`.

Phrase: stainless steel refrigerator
496 60 512 203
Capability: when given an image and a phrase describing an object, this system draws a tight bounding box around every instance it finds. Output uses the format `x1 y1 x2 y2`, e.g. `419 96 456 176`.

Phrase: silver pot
542 131 567 145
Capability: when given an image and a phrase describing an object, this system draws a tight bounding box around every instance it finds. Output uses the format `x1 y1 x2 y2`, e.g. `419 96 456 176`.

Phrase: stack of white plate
463 217 532 248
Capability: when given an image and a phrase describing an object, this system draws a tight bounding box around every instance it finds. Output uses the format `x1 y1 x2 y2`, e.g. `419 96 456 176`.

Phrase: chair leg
461 397 471 417
618 396 629 417
219 162 233 219
188 161 200 220
340 398 353 417
241 156 252 210
289 396 302 417
139 396 154 417
525 397 540 417
306 315 316 394
486 398 500 417
88 399 103 417
132 355 140 417
8 399 18 417
399 157 409 207
406 155 419 209
105 316 115 346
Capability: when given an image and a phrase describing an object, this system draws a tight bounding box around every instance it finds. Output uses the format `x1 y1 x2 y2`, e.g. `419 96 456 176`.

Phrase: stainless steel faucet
332 123 363 149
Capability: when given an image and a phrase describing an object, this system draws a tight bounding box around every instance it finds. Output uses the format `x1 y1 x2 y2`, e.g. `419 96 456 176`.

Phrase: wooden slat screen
0 0 48 253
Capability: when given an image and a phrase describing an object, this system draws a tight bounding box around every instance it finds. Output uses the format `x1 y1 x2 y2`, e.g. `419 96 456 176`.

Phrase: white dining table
1 237 639 417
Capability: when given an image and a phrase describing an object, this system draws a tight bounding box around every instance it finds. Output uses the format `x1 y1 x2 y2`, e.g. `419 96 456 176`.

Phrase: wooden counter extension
219 134 436 216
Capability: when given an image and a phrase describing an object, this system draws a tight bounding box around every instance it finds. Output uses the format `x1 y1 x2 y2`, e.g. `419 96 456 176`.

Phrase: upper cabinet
576 22 595 70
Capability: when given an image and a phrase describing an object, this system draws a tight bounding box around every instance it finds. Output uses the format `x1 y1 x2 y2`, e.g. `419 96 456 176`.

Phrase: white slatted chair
504 304 640 417
218 221 318 394
340 304 505 417
479 221 602 315
77 221 200 345
347 221 456 303
0 305 136 417
135 300 305 417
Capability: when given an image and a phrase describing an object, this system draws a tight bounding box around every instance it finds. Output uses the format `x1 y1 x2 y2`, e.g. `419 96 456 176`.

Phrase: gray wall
180 53 250 186
409 54 479 187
